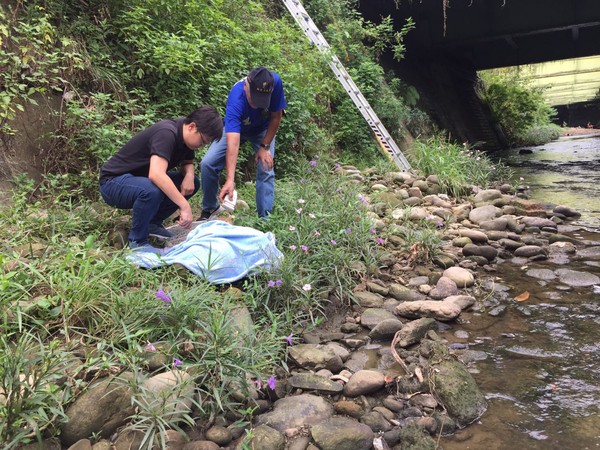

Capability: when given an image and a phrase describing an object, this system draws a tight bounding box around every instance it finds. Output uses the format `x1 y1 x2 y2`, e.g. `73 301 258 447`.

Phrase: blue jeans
100 172 200 243
200 129 275 218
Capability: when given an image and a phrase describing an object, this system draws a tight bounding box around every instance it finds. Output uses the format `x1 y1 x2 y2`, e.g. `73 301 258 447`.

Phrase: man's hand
219 179 235 203
177 203 193 228
255 147 273 171
180 175 195 196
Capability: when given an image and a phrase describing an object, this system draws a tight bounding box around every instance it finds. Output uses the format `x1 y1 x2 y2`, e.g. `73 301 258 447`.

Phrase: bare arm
179 161 195 197
148 155 193 227
219 132 241 202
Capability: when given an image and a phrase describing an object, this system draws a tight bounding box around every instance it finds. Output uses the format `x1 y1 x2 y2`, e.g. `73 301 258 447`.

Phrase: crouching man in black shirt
99 106 223 252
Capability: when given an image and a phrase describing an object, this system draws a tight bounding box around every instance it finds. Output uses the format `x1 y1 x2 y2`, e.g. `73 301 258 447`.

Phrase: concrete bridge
358 0 600 149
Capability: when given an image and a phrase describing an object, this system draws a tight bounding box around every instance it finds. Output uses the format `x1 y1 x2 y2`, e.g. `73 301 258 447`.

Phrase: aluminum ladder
281 0 412 171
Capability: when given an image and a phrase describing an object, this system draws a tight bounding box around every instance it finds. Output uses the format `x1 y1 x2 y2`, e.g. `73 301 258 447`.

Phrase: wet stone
514 245 546 258
526 268 556 280
360 308 397 329
555 268 600 287
288 373 344 394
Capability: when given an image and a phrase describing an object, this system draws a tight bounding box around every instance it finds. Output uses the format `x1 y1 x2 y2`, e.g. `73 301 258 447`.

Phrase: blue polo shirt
224 71 286 135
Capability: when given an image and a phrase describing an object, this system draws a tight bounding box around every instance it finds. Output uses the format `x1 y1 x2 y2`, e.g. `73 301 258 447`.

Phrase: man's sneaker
128 240 168 256
148 224 175 240
196 206 224 222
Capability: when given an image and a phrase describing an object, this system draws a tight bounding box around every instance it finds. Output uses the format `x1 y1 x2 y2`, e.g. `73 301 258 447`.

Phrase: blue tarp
127 221 283 284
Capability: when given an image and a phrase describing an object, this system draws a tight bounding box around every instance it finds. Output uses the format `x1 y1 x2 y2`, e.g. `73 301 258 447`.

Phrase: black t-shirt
99 118 194 184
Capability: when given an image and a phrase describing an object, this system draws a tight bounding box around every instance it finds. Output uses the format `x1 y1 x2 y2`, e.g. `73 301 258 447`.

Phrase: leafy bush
478 69 557 146
517 123 562 146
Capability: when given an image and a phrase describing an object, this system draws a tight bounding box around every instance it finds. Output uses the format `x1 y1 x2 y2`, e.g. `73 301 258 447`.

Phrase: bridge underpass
357 0 600 149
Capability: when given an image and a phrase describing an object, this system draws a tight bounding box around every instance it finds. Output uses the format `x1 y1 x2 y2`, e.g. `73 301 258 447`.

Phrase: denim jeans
100 172 200 243
200 129 275 217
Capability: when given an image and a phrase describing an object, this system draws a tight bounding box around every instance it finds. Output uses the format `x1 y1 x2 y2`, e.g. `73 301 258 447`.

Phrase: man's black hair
185 106 223 143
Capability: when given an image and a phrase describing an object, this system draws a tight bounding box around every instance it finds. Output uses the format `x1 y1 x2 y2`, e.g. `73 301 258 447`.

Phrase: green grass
412 135 514 198
0 148 516 447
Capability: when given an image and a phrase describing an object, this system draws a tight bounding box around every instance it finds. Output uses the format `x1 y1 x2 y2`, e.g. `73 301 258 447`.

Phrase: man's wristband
260 143 269 149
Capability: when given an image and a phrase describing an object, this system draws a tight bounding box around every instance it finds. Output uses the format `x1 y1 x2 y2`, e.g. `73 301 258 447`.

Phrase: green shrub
479 69 557 146
412 135 514 197
517 124 562 146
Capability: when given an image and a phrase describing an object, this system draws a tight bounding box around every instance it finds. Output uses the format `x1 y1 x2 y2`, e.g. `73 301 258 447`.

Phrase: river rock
499 238 523 250
519 216 557 229
360 410 392 432
553 205 581 218
360 308 396 329
526 268 556 281
256 394 333 431
461 244 498 261
453 204 472 221
457 228 489 243
311 417 374 450
288 344 343 372
366 281 389 296
452 236 472 247
369 318 404 340
240 424 284 450
392 317 437 347
142 370 194 420
354 291 384 308
431 359 487 427
388 283 424 301
183 440 220 450
443 266 475 287
479 218 508 231
445 295 476 310
344 370 386 396
334 400 366 418
469 205 501 224
395 299 462 321
61 374 135 446
473 189 503 203
288 373 344 394
514 245 547 258
555 268 600 287
205 426 232 446
429 276 458 299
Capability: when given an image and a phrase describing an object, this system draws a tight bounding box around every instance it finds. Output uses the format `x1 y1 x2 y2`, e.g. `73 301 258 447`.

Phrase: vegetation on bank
478 68 561 147
0 0 520 447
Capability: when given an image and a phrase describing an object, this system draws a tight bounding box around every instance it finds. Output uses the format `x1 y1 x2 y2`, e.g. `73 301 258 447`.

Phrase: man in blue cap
199 67 287 219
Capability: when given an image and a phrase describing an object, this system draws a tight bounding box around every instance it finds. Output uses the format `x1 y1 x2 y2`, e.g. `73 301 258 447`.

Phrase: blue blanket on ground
127 221 283 284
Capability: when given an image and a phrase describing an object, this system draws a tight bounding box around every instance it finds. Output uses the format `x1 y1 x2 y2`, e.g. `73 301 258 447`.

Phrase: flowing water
440 133 600 450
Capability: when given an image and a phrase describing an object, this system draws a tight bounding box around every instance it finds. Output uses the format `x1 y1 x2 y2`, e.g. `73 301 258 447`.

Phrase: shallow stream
440 134 600 450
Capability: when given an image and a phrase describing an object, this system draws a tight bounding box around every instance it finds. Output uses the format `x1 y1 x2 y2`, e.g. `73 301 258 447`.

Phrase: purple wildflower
296 208 303 214
301 245 308 253
289 245 297 250
330 239 337 245
254 378 263 390
334 163 341 168
345 228 351 234
268 280 276 288
173 358 182 366
275 279 283 287
156 289 171 305
369 228 376 234
268 375 276 390
145 341 156 352
376 237 386 245
309 160 317 167
284 333 294 345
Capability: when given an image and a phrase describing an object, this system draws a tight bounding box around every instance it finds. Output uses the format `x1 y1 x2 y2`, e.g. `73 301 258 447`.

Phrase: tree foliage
1 0 421 183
